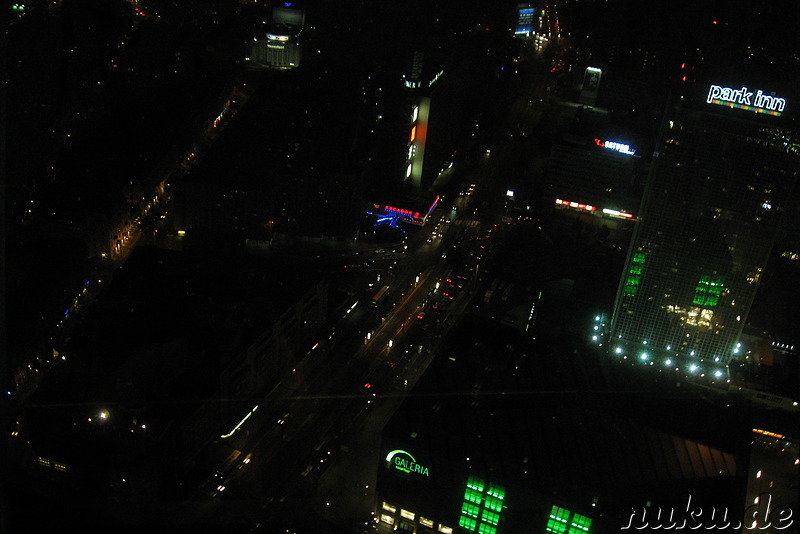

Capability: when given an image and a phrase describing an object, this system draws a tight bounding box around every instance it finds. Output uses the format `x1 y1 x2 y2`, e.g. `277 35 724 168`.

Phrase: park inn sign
385 449 430 477
707 84 786 116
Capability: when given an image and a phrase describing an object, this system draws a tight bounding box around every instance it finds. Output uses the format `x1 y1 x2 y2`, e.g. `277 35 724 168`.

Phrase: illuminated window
569 513 592 534
459 517 477 531
459 476 505 534
481 510 499 525
420 517 434 528
462 502 480 518
547 506 570 534
401 509 416 520
623 252 646 297
382 502 396 513
693 275 724 307
381 514 395 525
438 525 453 534
546 505 592 534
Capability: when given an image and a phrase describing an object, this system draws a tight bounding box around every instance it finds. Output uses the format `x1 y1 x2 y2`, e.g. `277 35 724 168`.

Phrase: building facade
609 84 800 373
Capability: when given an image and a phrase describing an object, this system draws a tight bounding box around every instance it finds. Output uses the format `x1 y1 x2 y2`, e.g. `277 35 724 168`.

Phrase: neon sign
707 85 786 116
555 198 596 211
384 206 421 220
594 138 635 155
602 208 633 219
428 70 444 88
385 449 429 476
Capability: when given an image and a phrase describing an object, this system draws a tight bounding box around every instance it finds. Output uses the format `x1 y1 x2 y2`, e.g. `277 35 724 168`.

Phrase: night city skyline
1 1 799 533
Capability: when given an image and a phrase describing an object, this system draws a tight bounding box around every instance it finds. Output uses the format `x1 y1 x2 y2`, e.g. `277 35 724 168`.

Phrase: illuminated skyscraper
609 82 800 372
247 3 305 70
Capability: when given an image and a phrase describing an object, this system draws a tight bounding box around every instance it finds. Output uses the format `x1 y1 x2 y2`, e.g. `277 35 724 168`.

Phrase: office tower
248 3 305 70
403 52 471 190
609 81 800 373
546 134 643 223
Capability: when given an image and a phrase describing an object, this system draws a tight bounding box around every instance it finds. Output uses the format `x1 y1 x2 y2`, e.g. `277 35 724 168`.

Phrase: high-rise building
608 80 800 374
247 3 305 70
403 52 471 190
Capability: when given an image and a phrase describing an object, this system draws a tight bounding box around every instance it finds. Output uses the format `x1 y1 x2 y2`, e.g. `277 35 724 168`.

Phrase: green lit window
624 253 646 298
481 510 499 525
465 488 482 504
546 506 570 534
459 476 506 534
569 514 592 534
485 496 503 512
467 475 485 492
694 275 724 307
546 505 592 534
462 503 480 518
460 517 477 531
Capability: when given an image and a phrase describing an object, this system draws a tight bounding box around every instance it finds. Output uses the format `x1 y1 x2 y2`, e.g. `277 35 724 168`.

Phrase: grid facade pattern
611 108 800 365
546 506 592 534
458 476 505 534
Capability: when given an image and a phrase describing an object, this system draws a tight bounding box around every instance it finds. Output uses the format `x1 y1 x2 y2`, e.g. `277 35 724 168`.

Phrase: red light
681 76 687 82
364 383 371 389
712 20 718 24
594 138 604 147
417 315 424 319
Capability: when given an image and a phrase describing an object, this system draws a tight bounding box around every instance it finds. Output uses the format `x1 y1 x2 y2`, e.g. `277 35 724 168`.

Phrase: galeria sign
707 85 786 115
385 449 430 477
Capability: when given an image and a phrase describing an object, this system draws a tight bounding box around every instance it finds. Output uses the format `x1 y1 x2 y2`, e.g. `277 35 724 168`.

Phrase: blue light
284 2 292 6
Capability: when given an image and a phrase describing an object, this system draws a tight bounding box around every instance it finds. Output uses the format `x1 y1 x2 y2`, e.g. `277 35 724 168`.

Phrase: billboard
579 67 602 106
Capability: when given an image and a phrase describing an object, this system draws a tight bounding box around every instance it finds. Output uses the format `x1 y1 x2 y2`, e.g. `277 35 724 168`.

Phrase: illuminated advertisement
579 67 602 106
385 449 429 477
515 6 535 36
406 97 430 187
594 138 635 155
554 199 635 219
706 85 786 116
380 195 439 226
555 199 596 212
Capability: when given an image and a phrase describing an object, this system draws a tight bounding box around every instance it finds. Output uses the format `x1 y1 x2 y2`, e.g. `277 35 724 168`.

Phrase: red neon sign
384 206 422 219
554 199 596 211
